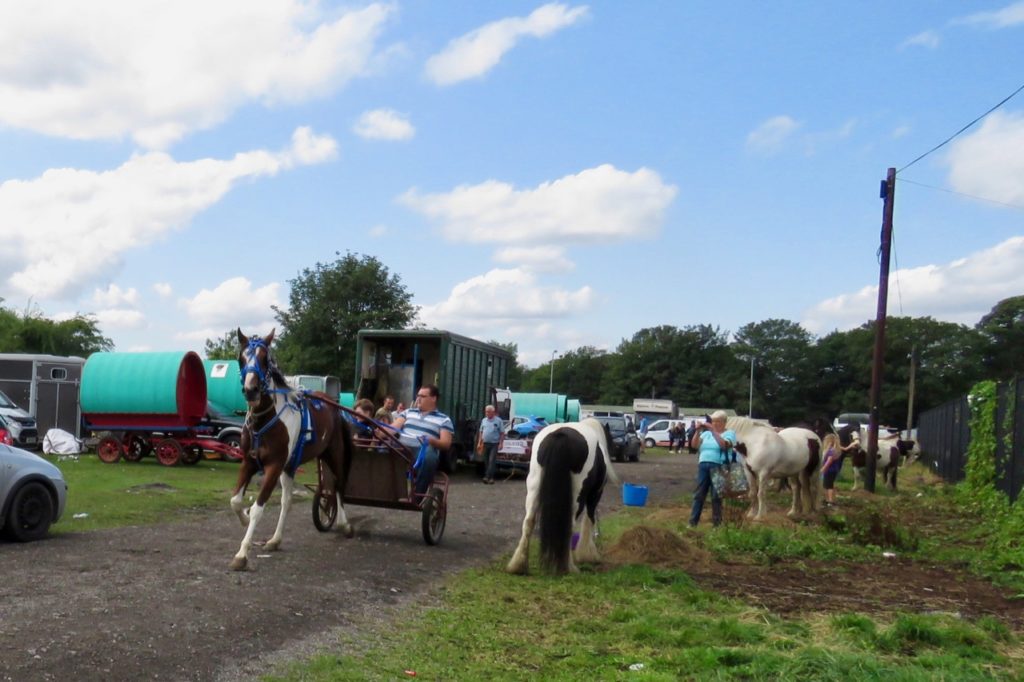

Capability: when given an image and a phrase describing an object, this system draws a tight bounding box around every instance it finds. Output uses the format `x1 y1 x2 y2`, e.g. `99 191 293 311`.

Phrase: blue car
0 444 68 541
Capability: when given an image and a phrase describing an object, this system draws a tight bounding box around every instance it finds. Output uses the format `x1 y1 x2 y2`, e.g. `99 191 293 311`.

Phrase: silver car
0 444 67 541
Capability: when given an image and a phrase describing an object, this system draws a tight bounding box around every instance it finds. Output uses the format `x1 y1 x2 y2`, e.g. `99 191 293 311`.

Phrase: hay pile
603 525 712 569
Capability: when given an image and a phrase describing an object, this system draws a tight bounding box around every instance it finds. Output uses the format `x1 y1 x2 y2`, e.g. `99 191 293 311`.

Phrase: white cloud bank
494 246 574 272
945 110 1024 205
900 30 940 49
803 237 1024 334
954 1 1024 29
419 268 593 330
178 276 281 335
353 108 415 140
425 3 589 86
746 115 801 155
0 127 336 300
0 1 393 148
400 164 677 243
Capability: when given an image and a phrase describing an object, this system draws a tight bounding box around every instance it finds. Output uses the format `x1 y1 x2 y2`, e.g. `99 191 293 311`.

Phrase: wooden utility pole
906 345 917 440
866 168 896 493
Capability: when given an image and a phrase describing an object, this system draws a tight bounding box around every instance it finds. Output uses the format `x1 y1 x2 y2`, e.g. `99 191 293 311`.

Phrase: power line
897 81 1024 174
897 177 1024 211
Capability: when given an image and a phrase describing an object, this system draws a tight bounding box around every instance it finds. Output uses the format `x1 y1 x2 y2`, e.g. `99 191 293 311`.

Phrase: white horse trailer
0 353 85 442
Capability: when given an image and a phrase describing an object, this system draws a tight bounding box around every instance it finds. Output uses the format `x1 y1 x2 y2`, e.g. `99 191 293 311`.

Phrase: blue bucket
622 483 649 507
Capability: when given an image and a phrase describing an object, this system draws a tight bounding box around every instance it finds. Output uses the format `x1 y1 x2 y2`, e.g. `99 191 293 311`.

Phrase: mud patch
125 482 176 493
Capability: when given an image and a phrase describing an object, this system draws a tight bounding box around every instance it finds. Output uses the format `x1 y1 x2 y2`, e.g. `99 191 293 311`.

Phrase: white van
641 418 688 448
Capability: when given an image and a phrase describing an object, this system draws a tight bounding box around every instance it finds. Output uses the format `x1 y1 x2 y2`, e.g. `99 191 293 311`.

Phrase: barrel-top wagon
82 351 243 466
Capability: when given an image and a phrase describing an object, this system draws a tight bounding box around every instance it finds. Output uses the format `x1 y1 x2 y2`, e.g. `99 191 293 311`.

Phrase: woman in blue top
688 410 737 527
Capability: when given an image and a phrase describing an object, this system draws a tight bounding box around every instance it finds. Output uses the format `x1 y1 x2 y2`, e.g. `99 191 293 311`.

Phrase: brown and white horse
228 329 354 571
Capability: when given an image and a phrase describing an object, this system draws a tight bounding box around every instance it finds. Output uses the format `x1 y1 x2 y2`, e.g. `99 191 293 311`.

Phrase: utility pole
549 350 557 394
906 345 917 440
866 168 896 493
748 356 755 417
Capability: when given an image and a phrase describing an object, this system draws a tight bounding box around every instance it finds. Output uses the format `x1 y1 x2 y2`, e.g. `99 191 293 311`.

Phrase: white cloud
746 115 800 155
425 3 589 86
93 284 139 307
901 30 940 49
400 164 677 243
891 125 911 139
0 2 393 148
803 236 1024 334
0 127 335 300
178 276 282 331
353 109 415 140
954 2 1024 29
493 246 574 272
419 268 593 330
945 110 1024 205
94 308 146 329
369 224 389 237
153 282 173 297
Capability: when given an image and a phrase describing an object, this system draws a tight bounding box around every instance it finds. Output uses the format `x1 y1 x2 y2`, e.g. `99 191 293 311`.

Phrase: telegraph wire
897 81 1024 174
896 177 1024 212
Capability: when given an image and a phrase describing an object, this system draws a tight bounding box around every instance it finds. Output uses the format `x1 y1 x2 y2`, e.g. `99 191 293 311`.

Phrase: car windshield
0 390 16 409
597 417 627 436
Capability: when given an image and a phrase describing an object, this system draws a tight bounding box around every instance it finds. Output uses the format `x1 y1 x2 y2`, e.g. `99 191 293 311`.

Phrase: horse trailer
0 353 85 443
354 329 512 470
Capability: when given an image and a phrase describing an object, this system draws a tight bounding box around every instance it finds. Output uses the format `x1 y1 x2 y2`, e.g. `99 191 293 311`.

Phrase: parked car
595 415 640 462
0 443 67 541
0 414 13 446
0 389 39 449
195 401 245 453
641 418 688 449
832 412 869 431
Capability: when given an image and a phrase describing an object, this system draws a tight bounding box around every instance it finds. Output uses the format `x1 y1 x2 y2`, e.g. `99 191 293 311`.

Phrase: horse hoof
506 557 528 575
264 539 281 552
343 524 355 539
230 556 248 571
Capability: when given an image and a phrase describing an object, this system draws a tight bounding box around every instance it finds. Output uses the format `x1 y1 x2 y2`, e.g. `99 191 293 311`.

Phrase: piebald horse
848 427 917 492
725 417 822 520
229 329 354 571
507 419 620 575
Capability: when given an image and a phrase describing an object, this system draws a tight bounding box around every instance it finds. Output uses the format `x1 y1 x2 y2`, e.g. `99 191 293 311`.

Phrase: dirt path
0 454 692 681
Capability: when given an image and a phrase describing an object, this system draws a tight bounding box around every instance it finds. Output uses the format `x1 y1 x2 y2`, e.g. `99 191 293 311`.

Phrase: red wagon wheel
421 488 446 545
96 436 122 464
312 459 337 532
122 433 151 462
154 438 183 466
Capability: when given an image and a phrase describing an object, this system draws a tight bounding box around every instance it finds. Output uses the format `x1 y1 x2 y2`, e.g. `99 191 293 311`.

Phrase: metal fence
918 377 1024 502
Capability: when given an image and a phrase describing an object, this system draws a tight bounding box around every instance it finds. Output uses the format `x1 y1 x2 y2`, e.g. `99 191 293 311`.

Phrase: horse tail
537 429 584 574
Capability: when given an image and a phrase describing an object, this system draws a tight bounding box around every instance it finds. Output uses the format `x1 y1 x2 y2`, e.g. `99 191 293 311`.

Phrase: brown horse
229 328 354 571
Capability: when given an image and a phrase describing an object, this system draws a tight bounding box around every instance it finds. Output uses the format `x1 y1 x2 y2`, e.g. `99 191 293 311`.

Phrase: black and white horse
507 419 619 575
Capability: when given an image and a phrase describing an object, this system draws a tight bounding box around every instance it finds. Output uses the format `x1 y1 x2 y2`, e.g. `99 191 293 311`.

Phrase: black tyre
182 445 203 465
5 482 54 542
123 433 151 462
421 488 446 545
154 438 183 466
644 438 655 449
312 488 337 532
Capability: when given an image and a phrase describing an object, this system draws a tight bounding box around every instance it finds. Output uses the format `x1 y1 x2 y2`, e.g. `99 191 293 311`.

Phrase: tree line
2 253 1020 427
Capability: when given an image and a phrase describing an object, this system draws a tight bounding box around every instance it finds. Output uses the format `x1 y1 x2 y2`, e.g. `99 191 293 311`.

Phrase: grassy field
264 463 1024 681
46 452 317 532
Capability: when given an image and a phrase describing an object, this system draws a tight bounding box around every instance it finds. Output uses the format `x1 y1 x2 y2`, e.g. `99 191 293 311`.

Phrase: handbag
711 448 749 498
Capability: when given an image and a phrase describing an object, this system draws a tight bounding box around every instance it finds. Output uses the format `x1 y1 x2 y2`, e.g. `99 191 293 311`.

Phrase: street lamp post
549 350 558 393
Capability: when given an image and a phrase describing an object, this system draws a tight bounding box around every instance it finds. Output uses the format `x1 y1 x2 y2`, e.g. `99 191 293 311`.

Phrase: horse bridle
240 336 274 396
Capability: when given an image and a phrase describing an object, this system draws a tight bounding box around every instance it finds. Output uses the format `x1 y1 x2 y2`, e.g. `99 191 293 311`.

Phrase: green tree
487 340 525 390
0 302 112 355
204 330 241 360
273 252 417 386
731 319 815 423
976 295 1024 380
520 346 610 402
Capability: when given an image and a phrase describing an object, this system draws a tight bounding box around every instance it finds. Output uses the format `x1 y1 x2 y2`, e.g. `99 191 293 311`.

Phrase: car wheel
5 482 54 542
644 438 655 449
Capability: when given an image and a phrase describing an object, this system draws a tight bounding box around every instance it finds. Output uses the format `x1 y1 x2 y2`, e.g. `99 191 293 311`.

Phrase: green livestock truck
354 329 512 471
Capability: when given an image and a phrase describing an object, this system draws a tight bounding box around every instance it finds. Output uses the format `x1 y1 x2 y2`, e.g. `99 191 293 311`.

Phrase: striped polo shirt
397 408 454 452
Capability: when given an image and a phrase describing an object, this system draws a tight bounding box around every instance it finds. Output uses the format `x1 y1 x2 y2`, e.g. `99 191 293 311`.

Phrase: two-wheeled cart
306 406 448 545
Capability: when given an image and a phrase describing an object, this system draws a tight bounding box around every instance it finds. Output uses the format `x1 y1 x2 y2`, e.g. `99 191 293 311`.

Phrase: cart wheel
312 488 337 532
97 436 122 464
182 445 203 465
421 488 446 546
154 438 183 466
122 433 151 462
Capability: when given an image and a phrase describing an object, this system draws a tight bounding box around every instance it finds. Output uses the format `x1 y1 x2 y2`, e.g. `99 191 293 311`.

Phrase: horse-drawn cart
308 410 448 545
82 351 244 466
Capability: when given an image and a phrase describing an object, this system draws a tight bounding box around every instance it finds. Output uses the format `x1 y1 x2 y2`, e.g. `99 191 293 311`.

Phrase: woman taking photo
688 410 737 527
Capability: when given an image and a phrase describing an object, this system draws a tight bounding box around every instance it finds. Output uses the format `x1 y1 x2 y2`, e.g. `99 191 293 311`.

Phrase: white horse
726 417 822 520
850 430 916 492
507 418 620 575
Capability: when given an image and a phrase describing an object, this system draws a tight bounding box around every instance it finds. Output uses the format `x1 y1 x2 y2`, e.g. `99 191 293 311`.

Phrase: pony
507 419 620 575
725 417 822 520
228 329 355 571
849 428 916 492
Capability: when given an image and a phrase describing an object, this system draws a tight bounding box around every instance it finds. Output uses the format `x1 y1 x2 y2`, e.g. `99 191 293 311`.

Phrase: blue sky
1 1 1023 368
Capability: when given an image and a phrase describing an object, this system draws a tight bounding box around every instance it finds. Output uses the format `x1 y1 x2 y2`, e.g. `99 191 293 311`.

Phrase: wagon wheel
122 433 151 462
96 436 122 464
181 444 203 465
312 485 337 532
154 438 183 466
421 488 446 546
